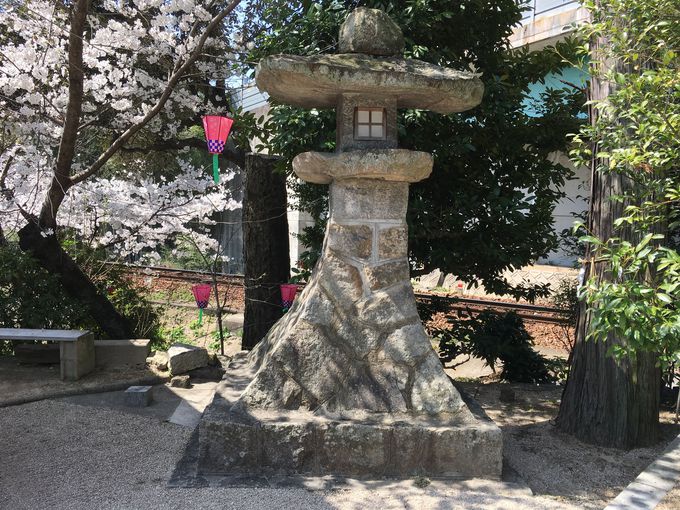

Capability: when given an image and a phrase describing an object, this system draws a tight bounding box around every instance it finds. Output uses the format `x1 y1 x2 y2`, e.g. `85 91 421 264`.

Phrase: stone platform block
125 385 153 407
60 332 95 381
197 355 502 480
95 339 150 368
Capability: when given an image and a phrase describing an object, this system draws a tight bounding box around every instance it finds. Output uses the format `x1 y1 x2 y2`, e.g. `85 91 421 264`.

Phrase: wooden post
241 154 290 350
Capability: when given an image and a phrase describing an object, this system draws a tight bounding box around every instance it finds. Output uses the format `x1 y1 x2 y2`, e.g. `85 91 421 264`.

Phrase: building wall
512 1 588 49
515 2 590 267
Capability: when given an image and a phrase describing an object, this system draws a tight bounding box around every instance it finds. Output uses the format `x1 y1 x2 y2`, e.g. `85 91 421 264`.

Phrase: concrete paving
605 433 680 510
168 383 217 428
57 381 218 427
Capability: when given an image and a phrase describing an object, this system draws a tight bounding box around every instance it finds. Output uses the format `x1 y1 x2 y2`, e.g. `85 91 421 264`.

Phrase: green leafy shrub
97 267 165 350
0 242 165 352
0 243 90 354
435 311 555 383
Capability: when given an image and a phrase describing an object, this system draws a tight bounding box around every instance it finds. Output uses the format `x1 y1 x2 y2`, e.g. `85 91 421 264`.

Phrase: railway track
108 262 243 285
110 263 570 324
415 292 570 325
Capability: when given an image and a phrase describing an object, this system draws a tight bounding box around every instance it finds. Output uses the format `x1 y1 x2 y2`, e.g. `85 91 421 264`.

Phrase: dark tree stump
241 154 289 350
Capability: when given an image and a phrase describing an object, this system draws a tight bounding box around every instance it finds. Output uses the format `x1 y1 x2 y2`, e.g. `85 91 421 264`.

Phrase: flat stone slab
0 328 90 341
197 354 502 479
292 149 433 184
605 433 680 510
95 339 150 368
255 53 483 114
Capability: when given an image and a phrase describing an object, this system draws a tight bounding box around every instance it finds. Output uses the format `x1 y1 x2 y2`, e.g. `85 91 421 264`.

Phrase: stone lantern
199 8 502 479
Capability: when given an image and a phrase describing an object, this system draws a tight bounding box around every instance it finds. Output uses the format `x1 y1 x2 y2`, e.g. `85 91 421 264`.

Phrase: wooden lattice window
354 107 386 140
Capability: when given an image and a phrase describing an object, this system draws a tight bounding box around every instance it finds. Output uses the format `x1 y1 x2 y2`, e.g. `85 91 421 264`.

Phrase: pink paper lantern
202 115 234 154
280 284 298 311
191 284 212 324
202 115 234 183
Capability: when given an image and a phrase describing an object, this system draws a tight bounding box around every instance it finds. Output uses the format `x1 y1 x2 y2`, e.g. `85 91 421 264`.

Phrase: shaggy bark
556 9 660 448
242 154 290 350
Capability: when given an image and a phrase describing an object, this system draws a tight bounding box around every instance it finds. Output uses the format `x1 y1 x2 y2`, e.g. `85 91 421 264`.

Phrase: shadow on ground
0 355 168 407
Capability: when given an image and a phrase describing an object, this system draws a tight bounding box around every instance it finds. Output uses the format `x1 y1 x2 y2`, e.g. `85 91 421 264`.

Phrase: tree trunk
242 154 290 350
556 15 660 448
18 221 134 339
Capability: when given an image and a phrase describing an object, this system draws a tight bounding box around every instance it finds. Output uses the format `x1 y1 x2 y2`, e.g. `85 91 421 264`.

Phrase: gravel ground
0 400 580 510
459 382 680 509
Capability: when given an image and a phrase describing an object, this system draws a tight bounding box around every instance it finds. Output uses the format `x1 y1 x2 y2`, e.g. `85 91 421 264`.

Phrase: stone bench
0 328 95 381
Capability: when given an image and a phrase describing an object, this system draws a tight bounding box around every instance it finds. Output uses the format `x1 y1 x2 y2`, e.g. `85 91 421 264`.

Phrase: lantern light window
355 107 385 140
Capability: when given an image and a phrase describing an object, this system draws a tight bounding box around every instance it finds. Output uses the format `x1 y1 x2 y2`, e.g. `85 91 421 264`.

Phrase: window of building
355 107 385 140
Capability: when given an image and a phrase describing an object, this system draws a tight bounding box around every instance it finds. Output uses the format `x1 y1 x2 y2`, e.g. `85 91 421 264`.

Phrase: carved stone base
232 174 465 416
198 354 503 479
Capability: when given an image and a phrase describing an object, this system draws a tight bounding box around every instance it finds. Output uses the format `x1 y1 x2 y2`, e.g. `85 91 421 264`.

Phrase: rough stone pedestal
199 353 501 478
198 150 503 479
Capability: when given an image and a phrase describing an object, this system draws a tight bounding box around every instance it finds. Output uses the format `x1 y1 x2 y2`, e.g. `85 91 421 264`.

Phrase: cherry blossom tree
0 0 250 337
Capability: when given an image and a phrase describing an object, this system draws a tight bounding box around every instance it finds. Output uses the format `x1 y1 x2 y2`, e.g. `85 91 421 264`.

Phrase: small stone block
378 226 408 260
167 343 210 375
124 385 153 407
170 375 191 388
327 223 372 259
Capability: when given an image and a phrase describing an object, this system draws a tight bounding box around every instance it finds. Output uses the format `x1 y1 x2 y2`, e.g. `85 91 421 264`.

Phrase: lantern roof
255 8 483 115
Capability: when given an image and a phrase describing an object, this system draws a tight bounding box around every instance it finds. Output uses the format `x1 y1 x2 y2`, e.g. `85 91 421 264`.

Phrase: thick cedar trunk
242 154 290 350
556 14 660 448
18 222 134 339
